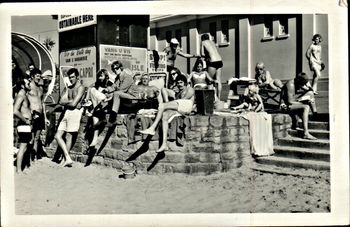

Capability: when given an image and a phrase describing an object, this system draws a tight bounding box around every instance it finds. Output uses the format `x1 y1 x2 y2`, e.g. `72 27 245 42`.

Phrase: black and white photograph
0 0 348 226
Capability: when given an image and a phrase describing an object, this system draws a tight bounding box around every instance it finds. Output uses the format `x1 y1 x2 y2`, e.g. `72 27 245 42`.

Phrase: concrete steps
288 128 329 140
255 155 330 170
273 145 329 162
254 117 330 173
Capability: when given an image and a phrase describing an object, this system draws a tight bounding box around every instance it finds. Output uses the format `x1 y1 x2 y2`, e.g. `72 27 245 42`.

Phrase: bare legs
311 68 321 94
139 101 179 152
208 66 222 100
89 116 100 147
16 142 27 173
54 130 74 166
288 104 317 140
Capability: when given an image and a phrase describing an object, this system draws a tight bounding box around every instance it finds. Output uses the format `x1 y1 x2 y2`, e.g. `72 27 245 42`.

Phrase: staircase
253 114 330 176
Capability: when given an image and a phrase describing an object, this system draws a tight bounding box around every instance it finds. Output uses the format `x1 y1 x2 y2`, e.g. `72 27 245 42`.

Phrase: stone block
238 117 249 126
162 152 185 163
228 127 246 136
199 152 221 163
239 142 251 152
172 163 192 174
201 136 221 143
222 160 242 171
221 151 237 160
76 155 88 163
191 142 214 153
190 163 222 175
111 139 125 150
103 149 118 159
186 131 201 141
116 127 128 138
190 116 209 127
92 156 104 165
209 116 224 128
184 153 200 163
104 158 114 167
225 116 239 126
140 154 157 163
204 129 230 137
272 114 285 124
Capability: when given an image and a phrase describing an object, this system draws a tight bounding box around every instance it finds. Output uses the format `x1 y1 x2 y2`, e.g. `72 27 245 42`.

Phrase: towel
244 112 274 156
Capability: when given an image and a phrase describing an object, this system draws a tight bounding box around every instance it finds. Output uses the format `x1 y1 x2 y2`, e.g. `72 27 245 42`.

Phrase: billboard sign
99 44 147 82
58 15 97 32
59 46 96 87
147 50 167 73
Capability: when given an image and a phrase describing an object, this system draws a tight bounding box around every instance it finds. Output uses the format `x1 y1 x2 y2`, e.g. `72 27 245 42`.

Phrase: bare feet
157 145 169 153
139 128 156 136
62 160 73 167
303 133 317 140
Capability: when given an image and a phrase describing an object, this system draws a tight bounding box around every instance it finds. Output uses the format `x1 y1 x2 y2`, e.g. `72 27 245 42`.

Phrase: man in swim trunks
140 74 195 153
55 68 85 167
13 78 33 173
201 33 223 99
282 72 317 140
164 38 199 75
28 68 48 160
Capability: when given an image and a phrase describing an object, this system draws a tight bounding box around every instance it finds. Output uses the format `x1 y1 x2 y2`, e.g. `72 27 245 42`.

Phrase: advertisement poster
59 46 96 88
99 44 147 82
58 15 97 32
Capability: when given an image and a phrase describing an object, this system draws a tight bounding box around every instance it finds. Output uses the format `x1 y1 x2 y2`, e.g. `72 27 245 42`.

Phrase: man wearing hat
281 72 317 140
163 38 199 75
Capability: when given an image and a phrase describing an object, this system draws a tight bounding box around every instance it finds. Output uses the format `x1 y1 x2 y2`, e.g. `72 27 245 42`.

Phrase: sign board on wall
99 44 147 82
147 51 167 73
58 15 97 32
59 46 96 88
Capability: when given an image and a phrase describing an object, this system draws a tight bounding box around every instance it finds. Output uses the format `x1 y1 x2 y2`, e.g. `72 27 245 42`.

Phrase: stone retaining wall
42 113 292 175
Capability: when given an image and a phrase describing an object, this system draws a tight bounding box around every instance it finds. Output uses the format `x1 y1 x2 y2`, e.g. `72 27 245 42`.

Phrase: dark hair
192 58 204 72
175 73 188 85
201 33 210 41
111 61 123 71
95 69 109 89
312 34 322 42
29 68 42 77
295 72 309 87
67 68 79 77
170 67 182 76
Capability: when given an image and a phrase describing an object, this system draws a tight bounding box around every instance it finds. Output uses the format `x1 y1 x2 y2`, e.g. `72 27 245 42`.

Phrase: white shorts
57 109 83 132
175 99 194 114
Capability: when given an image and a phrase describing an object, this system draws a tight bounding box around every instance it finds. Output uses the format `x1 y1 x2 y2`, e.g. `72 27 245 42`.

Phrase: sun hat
170 38 179 45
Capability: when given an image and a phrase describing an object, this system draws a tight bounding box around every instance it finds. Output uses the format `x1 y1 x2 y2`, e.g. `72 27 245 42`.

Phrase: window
220 20 229 44
278 17 289 38
175 29 182 46
209 22 217 43
166 30 172 44
263 16 273 38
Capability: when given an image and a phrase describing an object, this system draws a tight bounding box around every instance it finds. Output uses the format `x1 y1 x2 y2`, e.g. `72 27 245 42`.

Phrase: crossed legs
54 130 74 166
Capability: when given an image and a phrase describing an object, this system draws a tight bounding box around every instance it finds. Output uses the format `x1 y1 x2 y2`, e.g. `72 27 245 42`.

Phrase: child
232 84 264 113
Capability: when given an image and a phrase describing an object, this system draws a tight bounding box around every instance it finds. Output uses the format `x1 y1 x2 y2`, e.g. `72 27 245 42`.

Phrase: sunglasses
171 72 177 75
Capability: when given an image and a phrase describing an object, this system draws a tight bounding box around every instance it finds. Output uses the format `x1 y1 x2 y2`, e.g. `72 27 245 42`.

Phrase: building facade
150 14 328 83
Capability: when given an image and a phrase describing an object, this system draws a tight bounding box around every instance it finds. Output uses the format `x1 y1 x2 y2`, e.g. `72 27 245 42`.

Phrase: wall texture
40 113 292 175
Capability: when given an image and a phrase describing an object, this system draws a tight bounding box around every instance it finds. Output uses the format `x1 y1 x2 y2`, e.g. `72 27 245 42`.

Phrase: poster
99 44 147 82
59 46 96 87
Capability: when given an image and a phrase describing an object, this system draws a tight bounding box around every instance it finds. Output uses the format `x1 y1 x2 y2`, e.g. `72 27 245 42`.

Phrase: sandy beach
14 157 330 214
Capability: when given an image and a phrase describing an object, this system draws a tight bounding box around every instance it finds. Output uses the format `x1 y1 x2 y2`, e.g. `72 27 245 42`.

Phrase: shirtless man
164 38 199 75
201 33 223 99
13 78 33 173
55 68 85 167
140 74 195 153
27 68 48 160
282 72 317 140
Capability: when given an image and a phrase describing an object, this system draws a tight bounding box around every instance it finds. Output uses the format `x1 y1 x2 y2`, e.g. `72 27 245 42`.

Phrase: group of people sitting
13 32 322 172
230 61 318 141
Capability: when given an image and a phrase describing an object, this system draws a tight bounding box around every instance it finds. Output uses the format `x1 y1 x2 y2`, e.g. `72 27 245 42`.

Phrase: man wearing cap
163 38 199 75
282 72 317 140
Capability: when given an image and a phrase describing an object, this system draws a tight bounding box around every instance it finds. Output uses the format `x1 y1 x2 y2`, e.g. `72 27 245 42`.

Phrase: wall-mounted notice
58 15 97 32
